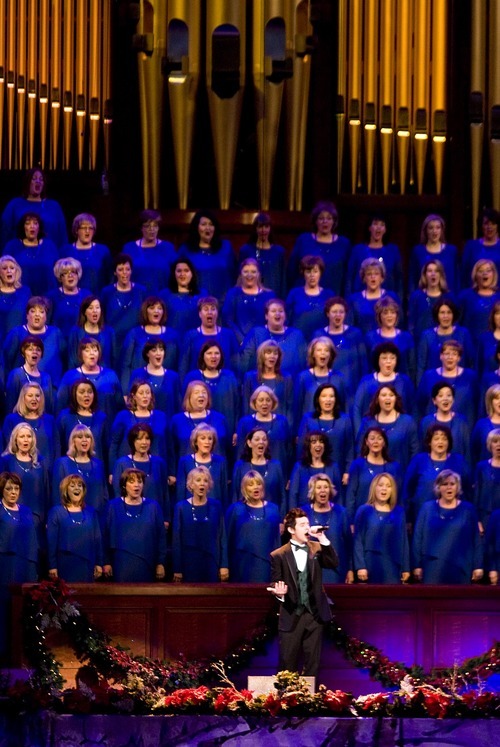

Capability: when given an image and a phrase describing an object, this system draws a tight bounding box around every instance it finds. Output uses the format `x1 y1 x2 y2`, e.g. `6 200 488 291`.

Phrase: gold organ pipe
363 0 378 194
431 0 447 193
39 0 49 168
51 0 62 169
470 0 486 234
63 0 75 168
137 0 167 208
347 0 362 193
379 0 395 194
17 0 27 168
0 0 6 167
206 0 246 209
490 0 500 209
75 0 88 169
412 0 430 194
166 0 201 209
89 0 102 170
336 0 347 193
6 0 16 168
27 0 38 167
284 0 312 210
102 0 112 172
253 0 286 210
395 0 412 193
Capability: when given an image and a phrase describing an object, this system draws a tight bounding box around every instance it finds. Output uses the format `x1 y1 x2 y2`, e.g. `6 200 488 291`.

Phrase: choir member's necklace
245 502 265 521
66 507 85 525
122 497 145 517
15 456 33 473
1 502 19 521
190 499 209 522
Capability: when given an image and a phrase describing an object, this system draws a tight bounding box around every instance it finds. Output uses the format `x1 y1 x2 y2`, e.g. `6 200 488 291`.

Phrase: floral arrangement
2 578 499 718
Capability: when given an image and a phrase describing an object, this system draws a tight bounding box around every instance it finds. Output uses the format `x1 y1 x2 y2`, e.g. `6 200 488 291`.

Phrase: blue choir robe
235 413 292 477
231 459 287 516
485 508 500 575
122 239 177 294
301 502 353 583
56 409 109 465
473 460 500 530
352 372 416 435
170 410 230 464
225 501 281 582
416 326 475 383
183 369 240 435
294 369 348 433
176 454 229 510
313 325 368 408
419 413 471 466
159 289 207 336
130 366 182 420
4 238 59 295
67 325 118 370
178 240 237 301
0 286 32 340
407 290 456 342
52 456 109 515
347 290 401 335
3 413 60 469
462 238 500 288
56 367 124 423
365 329 417 383
1 196 68 248
238 243 286 299
172 498 228 582
285 287 335 342
179 327 240 381
346 243 404 297
46 505 103 582
0 453 50 531
287 233 351 294
108 409 169 472
297 413 354 476
239 325 308 378
222 287 276 344
356 415 419 472
353 504 409 583
120 326 179 392
112 455 170 523
402 452 471 525
99 283 146 347
5 368 54 414
409 244 460 294
3 325 66 387
0 503 38 584
46 287 93 337
457 289 500 343
242 371 294 429
345 458 402 524
288 462 342 510
417 368 479 428
60 242 113 293
412 500 483 584
103 497 167 582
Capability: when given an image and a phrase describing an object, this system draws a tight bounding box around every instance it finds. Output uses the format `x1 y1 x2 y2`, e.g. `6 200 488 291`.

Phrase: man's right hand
267 581 288 596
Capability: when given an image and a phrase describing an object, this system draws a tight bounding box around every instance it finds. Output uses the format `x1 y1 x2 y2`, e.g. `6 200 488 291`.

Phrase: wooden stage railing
9 583 500 693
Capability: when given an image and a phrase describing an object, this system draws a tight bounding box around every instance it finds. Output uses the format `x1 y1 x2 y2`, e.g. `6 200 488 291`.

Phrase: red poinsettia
163 685 211 709
213 687 253 713
321 688 353 712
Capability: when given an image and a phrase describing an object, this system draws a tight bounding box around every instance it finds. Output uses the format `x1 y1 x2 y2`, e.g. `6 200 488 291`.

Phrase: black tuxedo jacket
270 541 338 631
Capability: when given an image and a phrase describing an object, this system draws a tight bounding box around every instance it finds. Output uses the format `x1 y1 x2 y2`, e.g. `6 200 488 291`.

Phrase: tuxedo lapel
284 543 298 592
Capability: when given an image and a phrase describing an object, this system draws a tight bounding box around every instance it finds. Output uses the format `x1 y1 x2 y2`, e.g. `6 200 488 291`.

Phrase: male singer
268 507 338 677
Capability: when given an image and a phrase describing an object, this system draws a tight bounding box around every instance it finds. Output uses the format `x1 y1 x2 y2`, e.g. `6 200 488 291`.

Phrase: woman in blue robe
289 431 342 510
172 466 228 583
122 210 177 294
402 424 470 527
408 214 459 293
222 258 275 344
364 297 416 382
356 384 418 472
231 427 286 515
47 474 103 583
47 257 92 337
287 200 350 294
346 215 403 297
170 380 229 464
462 208 500 286
235 385 292 477
183 341 240 436
226 471 280 582
112 423 170 526
417 340 479 428
473 428 500 532
240 316 308 378
99 253 147 348
475 301 500 378
56 337 123 422
176 423 229 509
103 468 167 583
108 381 168 473
3 382 60 469
313 297 368 409
407 259 455 342
67 296 117 370
238 212 286 299
416 299 475 383
56 379 109 465
129 339 181 420
159 257 206 335
3 296 67 387
300 473 353 584
242 340 294 428
294 336 347 432
458 259 500 343
178 210 236 301
0 471 38 657
347 258 401 335
179 298 240 381
285 255 335 342
52 425 108 515
119 296 179 391
3 212 59 295
471 384 500 462
412 470 483 584
297 383 354 482
0 423 50 538
418 381 472 465
353 473 410 584
5 335 54 415
1 167 67 249
352 342 415 434
345 426 402 525
60 213 112 294
0 255 32 339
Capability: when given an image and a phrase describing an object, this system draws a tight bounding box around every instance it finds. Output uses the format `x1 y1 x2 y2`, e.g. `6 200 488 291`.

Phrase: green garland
10 578 500 716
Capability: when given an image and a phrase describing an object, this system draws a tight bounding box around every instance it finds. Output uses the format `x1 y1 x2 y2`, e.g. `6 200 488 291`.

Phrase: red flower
422 689 450 718
322 689 352 712
263 693 282 716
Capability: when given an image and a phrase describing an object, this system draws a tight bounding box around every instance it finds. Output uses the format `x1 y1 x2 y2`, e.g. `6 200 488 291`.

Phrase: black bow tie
292 543 308 552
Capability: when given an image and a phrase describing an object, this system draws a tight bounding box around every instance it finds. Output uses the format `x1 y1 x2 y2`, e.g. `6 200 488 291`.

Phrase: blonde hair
249 385 278 412
485 384 500 417
367 472 397 510
240 470 265 502
3 423 39 467
306 336 336 368
0 255 22 289
182 380 212 412
67 424 96 458
186 465 214 492
307 473 336 503
15 383 45 417
471 259 498 290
